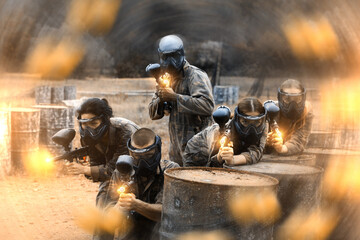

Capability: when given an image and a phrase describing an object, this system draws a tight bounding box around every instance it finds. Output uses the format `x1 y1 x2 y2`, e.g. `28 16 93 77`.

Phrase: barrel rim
33 105 68 109
164 167 279 187
10 108 40 113
224 162 324 176
305 147 360 156
262 153 316 160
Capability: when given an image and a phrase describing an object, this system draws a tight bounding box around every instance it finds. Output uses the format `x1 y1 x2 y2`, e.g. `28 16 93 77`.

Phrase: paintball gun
146 63 172 114
263 100 282 138
114 155 136 195
51 129 89 163
213 106 233 148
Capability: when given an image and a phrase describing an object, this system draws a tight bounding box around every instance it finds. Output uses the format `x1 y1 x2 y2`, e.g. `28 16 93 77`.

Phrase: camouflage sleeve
89 161 105 182
155 160 180 204
283 110 314 155
85 144 106 182
149 93 165 120
176 70 214 116
183 124 220 167
241 122 269 164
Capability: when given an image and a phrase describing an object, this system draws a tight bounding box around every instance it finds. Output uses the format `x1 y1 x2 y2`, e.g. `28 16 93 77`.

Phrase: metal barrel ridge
160 167 279 240
10 108 40 172
261 153 316 166
0 109 11 175
225 162 324 232
34 105 70 156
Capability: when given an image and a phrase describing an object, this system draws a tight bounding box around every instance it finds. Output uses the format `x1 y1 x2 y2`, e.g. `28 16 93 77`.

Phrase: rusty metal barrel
305 148 360 169
10 108 40 172
160 167 279 240
307 130 341 149
67 106 76 129
64 86 77 100
33 105 69 155
35 85 52 104
261 154 316 166
51 86 65 104
225 162 323 231
0 109 11 175
213 86 239 105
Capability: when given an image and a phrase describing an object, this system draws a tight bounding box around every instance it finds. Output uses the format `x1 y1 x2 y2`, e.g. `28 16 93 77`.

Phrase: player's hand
66 162 86 175
158 88 177 101
271 135 284 153
266 131 274 146
217 147 234 165
116 193 137 211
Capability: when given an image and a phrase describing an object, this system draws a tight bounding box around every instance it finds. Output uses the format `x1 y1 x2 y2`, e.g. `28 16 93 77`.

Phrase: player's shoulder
110 117 140 132
160 159 180 170
185 61 208 80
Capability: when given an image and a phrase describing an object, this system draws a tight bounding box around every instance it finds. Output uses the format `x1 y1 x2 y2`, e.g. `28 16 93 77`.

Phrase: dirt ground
0 175 99 240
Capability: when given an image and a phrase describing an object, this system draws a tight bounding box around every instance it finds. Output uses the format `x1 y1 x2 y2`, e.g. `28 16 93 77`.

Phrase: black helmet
158 35 185 73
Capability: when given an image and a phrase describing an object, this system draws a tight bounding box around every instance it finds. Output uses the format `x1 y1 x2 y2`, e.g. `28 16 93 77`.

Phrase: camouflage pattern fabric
105 159 179 240
149 61 214 166
183 121 268 167
266 101 314 155
84 117 140 183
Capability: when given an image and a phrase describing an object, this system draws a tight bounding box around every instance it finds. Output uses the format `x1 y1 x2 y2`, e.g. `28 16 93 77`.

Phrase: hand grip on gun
114 155 137 212
146 63 173 115
263 100 283 147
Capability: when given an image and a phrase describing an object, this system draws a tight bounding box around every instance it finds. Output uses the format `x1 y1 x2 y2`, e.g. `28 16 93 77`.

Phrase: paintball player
183 97 268 167
65 98 139 239
148 35 214 166
106 128 179 240
265 79 313 155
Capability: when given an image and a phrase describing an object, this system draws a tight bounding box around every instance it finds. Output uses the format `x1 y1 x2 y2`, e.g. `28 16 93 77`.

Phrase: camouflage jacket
81 117 139 182
107 159 179 240
149 61 214 165
266 101 313 155
183 120 268 167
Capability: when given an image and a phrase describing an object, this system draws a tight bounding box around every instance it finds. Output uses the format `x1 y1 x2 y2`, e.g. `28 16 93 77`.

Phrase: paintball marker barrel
115 155 136 195
264 100 281 136
51 146 89 162
213 106 233 147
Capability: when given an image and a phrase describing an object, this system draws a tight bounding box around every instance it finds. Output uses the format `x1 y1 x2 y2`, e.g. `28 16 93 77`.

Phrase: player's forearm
133 200 162 222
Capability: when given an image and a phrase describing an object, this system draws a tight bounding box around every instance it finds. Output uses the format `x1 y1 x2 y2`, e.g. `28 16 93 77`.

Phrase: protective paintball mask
127 135 162 177
159 50 185 74
278 88 306 120
78 114 109 146
233 107 267 144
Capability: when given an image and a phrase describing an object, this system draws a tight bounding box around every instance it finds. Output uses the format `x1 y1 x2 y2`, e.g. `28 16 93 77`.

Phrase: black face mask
278 88 306 120
79 117 109 146
233 107 266 145
159 51 185 75
127 136 162 177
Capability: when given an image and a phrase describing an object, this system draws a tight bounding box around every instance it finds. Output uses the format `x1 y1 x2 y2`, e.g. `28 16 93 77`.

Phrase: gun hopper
115 155 136 195
264 100 282 137
51 129 89 162
213 106 233 148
